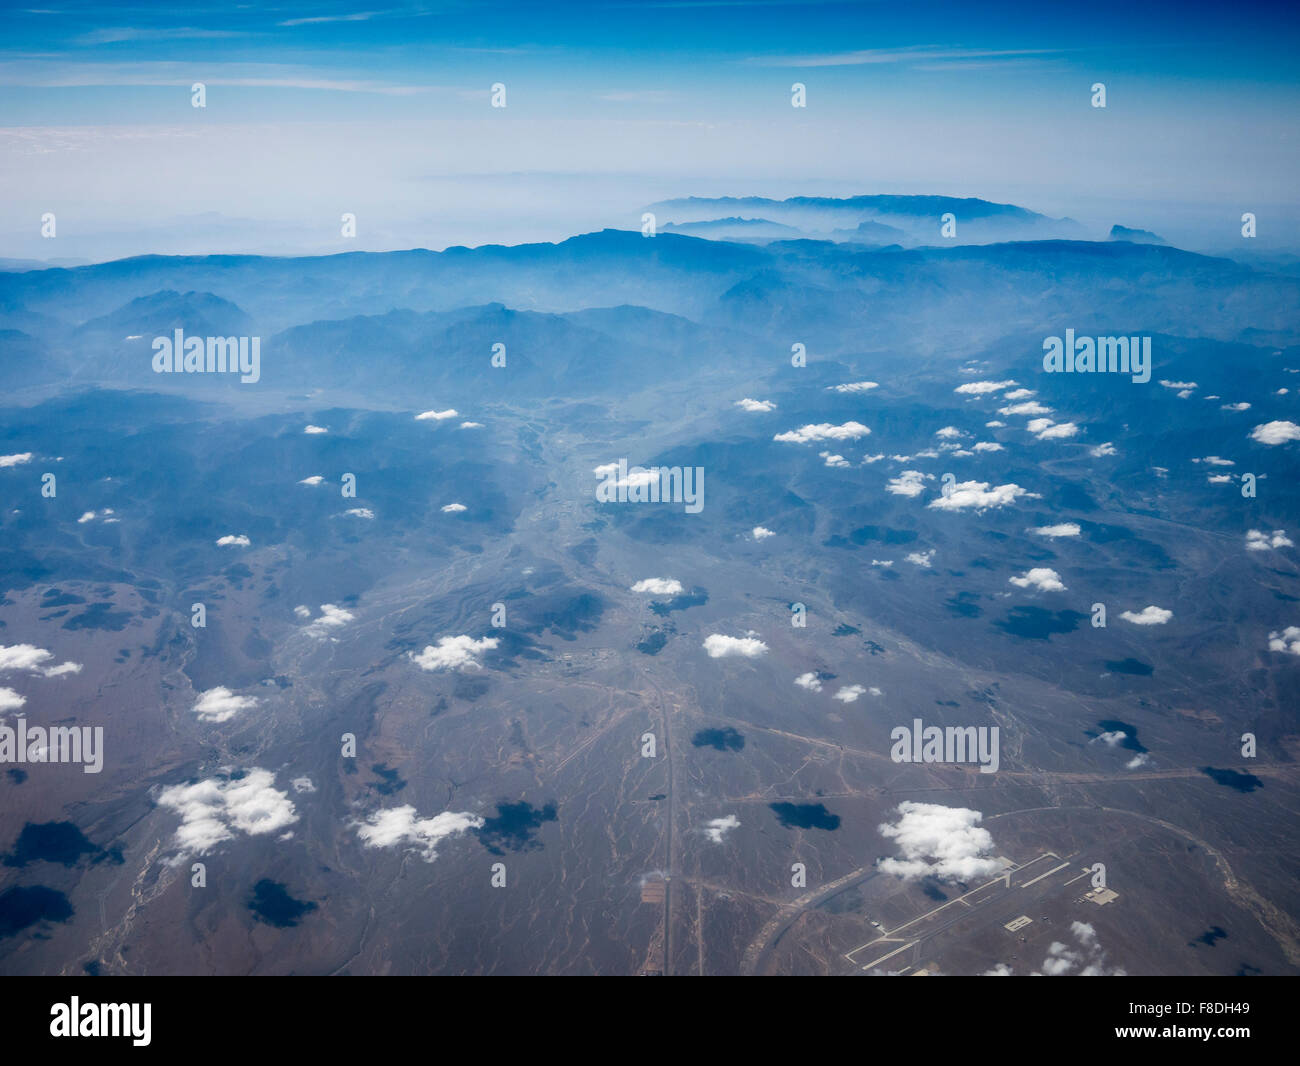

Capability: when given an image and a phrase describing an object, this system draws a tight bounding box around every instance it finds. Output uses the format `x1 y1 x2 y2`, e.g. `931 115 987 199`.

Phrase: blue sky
2 1 1297 258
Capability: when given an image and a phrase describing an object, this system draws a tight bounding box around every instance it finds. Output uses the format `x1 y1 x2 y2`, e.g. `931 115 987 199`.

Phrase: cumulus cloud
1002 388 1036 400
774 421 871 444
216 534 250 547
1029 523 1081 538
999 401 1053 417
156 769 298 859
0 687 27 712
303 425 328 434
298 475 325 486
828 381 879 393
1207 474 1232 484
1246 529 1293 551
1160 380 1197 391
833 684 866 702
1119 606 1172 626
935 426 965 439
983 963 1013 976
1091 730 1128 748
871 559 894 567
1268 626 1300 655
409 635 499 672
1031 420 1079 440
703 814 740 843
1034 921 1125 976
415 409 458 421
703 634 768 659
343 507 375 519
877 802 1003 883
1090 442 1118 457
955 380 1017 395
193 686 258 723
303 603 354 638
0 453 34 468
291 777 316 793
1251 420 1300 445
1126 753 1152 770
293 605 311 619
972 441 1004 452
1193 456 1235 467
0 643 81 678
928 481 1035 512
794 672 822 692
355 806 484 862
459 421 484 429
887 470 931 497
735 398 776 412
820 451 850 468
632 578 684 596
752 526 775 540
905 549 935 568
1009 567 1066 592
441 502 467 513
1222 402 1251 412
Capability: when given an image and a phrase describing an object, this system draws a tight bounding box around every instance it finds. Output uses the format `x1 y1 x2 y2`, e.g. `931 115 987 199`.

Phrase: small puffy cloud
887 470 930 497
703 814 740 843
833 684 866 702
928 481 1035 512
1034 921 1124 977
703 634 768 659
877 802 1003 883
298 475 325 486
828 381 879 393
735 398 776 412
1120 605 1173 626
0 453 34 468
292 777 316 793
409 635 499 672
935 426 965 439
1268 626 1300 655
416 409 458 421
905 549 935 568
0 687 27 712
751 526 775 540
156 769 298 858
972 441 1003 452
871 558 894 567
193 686 258 723
983 963 1013 976
1091 730 1127 747
1002 388 1035 400
985 420 1006 428
77 511 95 524
1251 420 1300 446
216 534 250 547
343 507 375 519
1009 567 1066 592
355 806 484 862
1207 474 1232 484
304 603 354 638
631 578 684 595
999 401 1053 417
1032 421 1079 441
820 451 850 468
774 421 870 444
303 425 328 434
440 502 467 513
1029 522 1081 538
1126 753 1152 770
794 672 822 692
1160 380 1197 391
1090 442 1117 457
459 421 484 429
861 453 885 464
1221 402 1251 411
293 605 311 619
1246 529 1293 551
0 644 81 678
1194 456 1234 466
955 380 1017 395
